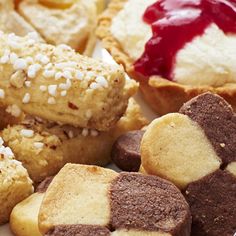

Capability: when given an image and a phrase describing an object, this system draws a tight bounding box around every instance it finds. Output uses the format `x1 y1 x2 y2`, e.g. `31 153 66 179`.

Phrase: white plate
0 41 156 236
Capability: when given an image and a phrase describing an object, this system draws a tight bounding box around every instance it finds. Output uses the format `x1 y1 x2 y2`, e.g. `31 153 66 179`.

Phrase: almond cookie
141 93 236 235
0 31 137 131
10 177 53 236
0 137 33 224
2 98 148 182
38 164 191 236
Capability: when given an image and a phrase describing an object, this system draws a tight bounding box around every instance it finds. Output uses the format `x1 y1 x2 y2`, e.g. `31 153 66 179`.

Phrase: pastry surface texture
141 92 236 235
0 31 136 131
39 164 191 236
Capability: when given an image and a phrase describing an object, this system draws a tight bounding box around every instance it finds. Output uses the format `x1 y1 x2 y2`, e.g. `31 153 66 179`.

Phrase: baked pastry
0 31 137 131
0 0 42 37
17 0 104 55
0 137 33 224
2 98 148 182
111 130 144 171
97 0 236 115
38 164 191 236
141 93 236 235
10 177 53 236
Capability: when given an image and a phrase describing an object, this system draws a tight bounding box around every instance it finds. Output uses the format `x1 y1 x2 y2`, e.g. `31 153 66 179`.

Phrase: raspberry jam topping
134 0 236 80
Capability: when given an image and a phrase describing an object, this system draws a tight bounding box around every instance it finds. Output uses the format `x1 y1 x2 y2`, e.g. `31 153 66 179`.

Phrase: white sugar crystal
39 85 47 91
0 137 3 146
61 90 67 96
57 44 72 50
22 93 31 104
63 70 72 80
90 82 101 90
76 71 84 80
45 63 52 70
27 32 39 40
34 142 44 149
43 70 55 78
9 53 18 64
48 85 57 96
55 72 63 80
48 97 56 104
59 79 71 90
13 58 27 70
25 56 34 64
20 129 34 138
0 55 9 64
0 89 5 99
95 76 108 88
25 81 31 87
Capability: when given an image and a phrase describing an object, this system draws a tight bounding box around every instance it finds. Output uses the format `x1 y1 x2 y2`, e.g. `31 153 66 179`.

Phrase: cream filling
111 0 236 87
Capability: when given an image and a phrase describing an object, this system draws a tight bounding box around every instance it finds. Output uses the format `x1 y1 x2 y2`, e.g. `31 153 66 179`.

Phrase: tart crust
96 0 236 115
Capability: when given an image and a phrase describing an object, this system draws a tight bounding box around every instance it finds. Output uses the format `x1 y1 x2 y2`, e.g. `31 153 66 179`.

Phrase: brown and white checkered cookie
39 164 191 236
141 93 236 235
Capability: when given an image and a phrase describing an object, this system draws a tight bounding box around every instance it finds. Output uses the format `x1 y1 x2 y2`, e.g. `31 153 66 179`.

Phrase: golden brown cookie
0 138 33 224
39 164 191 236
17 0 103 55
2 98 148 182
0 31 137 131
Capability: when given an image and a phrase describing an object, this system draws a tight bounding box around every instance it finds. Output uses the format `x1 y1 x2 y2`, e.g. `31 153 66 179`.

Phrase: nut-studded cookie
39 164 191 236
2 98 147 182
141 92 236 235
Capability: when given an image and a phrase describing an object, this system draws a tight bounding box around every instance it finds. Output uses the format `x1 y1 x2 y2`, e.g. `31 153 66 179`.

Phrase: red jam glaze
134 0 236 80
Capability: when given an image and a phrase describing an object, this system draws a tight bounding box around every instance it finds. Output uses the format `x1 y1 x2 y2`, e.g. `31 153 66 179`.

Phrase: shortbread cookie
2 99 148 182
0 137 33 224
18 0 99 54
39 164 191 236
141 93 236 189
141 93 236 235
0 32 136 131
10 177 53 236
111 130 144 171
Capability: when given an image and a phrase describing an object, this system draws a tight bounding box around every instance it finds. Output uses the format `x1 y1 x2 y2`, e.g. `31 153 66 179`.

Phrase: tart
97 0 236 115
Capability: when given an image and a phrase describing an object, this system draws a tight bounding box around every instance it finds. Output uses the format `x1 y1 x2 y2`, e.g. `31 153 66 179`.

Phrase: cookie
17 0 100 54
111 130 144 171
10 177 53 236
141 92 236 235
0 137 33 224
185 165 236 236
2 98 148 182
0 31 137 131
39 164 191 236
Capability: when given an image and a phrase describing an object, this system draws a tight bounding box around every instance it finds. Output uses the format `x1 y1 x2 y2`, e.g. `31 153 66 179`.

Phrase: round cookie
111 130 144 171
141 92 236 235
39 164 191 236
